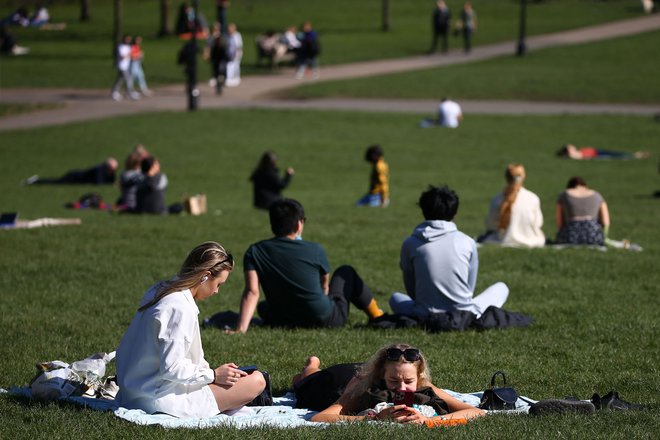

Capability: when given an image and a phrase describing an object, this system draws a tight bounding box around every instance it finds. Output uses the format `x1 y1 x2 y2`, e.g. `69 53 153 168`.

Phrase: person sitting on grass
249 150 294 210
555 176 610 246
556 144 650 160
356 144 389 208
293 343 485 424
477 163 545 248
390 185 509 320
115 242 266 418
135 155 183 215
233 198 385 333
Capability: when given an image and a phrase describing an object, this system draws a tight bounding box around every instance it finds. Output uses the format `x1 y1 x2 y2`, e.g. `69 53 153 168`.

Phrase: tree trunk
113 0 122 61
80 0 90 22
158 0 172 37
382 0 390 32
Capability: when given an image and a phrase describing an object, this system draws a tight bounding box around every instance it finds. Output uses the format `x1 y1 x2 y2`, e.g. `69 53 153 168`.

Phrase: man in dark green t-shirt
235 199 384 333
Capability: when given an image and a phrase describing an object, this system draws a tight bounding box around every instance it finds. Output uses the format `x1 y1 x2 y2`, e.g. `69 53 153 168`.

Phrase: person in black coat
249 151 294 210
429 1 451 54
25 157 118 185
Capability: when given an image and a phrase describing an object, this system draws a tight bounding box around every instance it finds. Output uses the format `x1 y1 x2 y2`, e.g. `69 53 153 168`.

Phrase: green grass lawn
0 0 647 89
0 108 658 438
283 29 660 104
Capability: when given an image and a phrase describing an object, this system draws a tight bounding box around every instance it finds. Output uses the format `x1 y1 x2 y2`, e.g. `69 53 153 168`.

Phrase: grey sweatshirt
400 220 478 312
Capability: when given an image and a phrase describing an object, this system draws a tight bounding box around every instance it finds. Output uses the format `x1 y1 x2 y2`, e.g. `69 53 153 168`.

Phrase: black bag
479 371 518 410
247 370 273 406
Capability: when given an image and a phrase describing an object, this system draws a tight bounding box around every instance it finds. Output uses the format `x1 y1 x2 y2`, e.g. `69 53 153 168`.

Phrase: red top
580 147 598 159
130 44 142 60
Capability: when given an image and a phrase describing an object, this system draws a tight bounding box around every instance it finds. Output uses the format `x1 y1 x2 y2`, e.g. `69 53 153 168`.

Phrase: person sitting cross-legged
233 198 385 333
390 185 509 319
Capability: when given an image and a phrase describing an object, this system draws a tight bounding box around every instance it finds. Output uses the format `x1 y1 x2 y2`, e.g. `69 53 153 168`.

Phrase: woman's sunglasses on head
386 348 420 362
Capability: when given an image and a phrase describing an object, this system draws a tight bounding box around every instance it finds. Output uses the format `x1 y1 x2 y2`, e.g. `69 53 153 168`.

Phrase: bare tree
158 0 172 37
80 0 90 21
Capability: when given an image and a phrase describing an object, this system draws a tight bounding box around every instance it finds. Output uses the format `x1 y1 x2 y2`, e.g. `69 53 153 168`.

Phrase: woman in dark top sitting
555 176 610 245
294 343 484 424
250 151 294 209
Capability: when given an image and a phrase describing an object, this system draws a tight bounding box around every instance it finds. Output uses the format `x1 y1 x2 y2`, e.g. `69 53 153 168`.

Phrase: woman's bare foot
292 356 321 387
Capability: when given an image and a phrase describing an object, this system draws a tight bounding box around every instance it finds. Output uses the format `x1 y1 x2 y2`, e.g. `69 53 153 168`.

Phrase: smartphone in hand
238 365 258 374
392 390 415 407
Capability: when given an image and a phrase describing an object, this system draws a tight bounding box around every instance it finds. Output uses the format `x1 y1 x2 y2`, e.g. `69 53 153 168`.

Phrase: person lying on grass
556 144 650 160
293 343 485 424
115 241 266 418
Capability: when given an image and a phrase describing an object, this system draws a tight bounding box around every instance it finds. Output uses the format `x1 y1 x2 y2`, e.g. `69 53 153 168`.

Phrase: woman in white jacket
116 242 265 418
478 163 545 248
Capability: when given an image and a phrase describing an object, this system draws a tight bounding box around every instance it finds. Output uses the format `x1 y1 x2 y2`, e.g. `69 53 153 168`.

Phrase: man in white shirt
437 97 463 128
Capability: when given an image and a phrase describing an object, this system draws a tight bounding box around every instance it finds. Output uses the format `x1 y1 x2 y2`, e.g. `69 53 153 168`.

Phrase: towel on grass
2 387 534 428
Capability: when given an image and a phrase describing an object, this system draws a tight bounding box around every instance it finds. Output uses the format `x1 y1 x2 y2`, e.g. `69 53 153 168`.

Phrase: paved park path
1 13 659 132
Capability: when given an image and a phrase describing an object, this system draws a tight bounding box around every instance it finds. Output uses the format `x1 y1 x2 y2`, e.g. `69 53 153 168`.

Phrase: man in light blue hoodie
390 185 509 319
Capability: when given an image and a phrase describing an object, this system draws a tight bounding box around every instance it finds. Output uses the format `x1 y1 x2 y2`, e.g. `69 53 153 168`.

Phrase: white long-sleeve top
116 284 218 418
485 187 545 248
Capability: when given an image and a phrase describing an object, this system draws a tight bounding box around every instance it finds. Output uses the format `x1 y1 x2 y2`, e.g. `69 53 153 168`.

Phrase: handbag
479 371 518 410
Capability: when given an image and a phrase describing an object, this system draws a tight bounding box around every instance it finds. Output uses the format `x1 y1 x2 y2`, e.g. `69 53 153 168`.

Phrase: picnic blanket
2 387 535 429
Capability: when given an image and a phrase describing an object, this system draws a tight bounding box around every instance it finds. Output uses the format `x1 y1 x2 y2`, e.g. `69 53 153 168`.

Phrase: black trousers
257 264 374 328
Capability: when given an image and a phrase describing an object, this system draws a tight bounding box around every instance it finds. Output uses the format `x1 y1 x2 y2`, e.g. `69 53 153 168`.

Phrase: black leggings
324 265 375 327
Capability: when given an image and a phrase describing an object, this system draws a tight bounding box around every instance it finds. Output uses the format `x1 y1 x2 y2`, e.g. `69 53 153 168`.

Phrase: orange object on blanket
425 417 468 428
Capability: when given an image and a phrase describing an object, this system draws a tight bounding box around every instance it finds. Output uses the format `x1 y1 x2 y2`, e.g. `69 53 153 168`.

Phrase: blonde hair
346 343 432 402
498 163 526 230
138 241 234 311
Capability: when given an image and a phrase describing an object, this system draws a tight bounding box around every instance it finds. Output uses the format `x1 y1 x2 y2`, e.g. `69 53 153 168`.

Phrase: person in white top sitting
437 97 463 128
115 242 266 418
478 163 545 248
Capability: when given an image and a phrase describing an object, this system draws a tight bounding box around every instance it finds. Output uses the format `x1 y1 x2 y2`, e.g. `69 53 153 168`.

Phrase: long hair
498 163 526 231
138 241 234 311
346 343 432 402
251 151 278 181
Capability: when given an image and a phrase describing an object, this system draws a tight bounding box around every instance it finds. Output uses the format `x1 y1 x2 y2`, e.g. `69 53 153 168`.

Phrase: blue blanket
2 387 534 428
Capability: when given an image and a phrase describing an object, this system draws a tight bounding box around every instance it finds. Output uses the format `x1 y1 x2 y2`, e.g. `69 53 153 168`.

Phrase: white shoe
24 175 39 185
111 91 122 101
129 92 141 100
209 78 217 87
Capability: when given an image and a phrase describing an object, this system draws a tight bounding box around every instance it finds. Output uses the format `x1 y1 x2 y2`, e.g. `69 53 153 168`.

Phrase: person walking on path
295 21 321 79
429 1 451 54
458 2 477 53
112 35 140 101
225 22 243 87
129 36 151 97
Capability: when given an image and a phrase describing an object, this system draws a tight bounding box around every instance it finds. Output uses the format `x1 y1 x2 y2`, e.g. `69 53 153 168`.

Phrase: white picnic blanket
2 387 534 428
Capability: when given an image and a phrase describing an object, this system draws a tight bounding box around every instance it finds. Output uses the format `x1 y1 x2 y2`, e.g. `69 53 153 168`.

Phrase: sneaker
529 399 596 416
111 91 122 101
592 391 643 411
129 91 141 100
23 174 39 185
